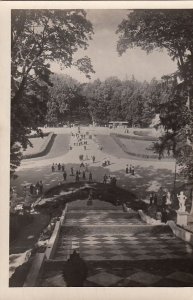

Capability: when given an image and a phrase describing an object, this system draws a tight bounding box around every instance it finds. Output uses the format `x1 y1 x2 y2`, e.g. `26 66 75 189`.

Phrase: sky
51 10 178 83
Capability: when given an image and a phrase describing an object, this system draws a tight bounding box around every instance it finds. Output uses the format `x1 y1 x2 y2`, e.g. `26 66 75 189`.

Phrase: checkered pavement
49 204 193 287
39 259 193 287
54 231 193 261
63 211 145 226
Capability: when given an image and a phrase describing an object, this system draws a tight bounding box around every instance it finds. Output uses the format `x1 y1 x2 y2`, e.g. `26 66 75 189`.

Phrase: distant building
109 121 128 128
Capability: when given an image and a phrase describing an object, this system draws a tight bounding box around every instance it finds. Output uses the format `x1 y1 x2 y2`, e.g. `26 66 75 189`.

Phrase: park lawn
119 137 156 157
23 136 48 156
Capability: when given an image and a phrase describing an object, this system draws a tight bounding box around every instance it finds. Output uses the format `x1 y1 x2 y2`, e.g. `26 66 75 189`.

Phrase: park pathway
38 199 193 287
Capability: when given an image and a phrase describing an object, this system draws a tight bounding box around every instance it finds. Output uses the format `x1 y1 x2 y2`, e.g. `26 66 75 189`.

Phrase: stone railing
45 204 68 260
23 205 68 287
167 220 193 246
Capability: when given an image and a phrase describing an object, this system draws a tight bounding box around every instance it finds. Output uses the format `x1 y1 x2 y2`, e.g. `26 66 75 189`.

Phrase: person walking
80 162 85 168
35 181 40 196
51 163 55 172
30 184 34 195
85 163 89 172
161 207 168 223
39 180 44 195
82 170 86 180
71 167 74 176
92 156 95 164
131 165 135 176
149 192 154 206
162 193 167 208
129 164 132 174
112 177 117 187
63 170 67 181
126 165 129 174
75 172 79 182
153 193 158 206
39 181 43 194
58 163 61 171
89 172 93 182
107 175 111 184
103 174 108 184
62 164 65 172
157 187 164 209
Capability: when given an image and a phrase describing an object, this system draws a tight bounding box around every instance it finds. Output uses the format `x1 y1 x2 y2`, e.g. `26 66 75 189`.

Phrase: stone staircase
36 199 193 287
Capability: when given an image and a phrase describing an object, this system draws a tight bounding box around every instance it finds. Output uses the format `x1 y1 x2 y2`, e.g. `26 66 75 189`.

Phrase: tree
46 74 91 126
11 9 94 175
117 9 193 178
82 76 163 128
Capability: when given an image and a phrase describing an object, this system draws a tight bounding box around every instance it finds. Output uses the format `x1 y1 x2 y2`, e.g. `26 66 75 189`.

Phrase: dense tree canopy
46 74 91 126
45 74 163 129
11 9 94 174
82 76 162 127
117 9 193 178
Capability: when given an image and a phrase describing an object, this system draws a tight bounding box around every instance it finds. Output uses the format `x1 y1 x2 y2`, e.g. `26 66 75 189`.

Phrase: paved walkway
13 127 179 200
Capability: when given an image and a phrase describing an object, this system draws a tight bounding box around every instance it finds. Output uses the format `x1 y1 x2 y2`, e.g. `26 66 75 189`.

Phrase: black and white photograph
1 1 193 294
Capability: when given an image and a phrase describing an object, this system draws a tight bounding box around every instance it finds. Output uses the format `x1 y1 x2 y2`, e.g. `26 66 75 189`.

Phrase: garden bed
133 130 155 137
111 133 159 159
22 132 55 159
111 132 158 142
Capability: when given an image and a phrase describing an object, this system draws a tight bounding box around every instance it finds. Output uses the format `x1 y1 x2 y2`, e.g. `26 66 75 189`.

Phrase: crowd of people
103 174 117 186
22 181 44 197
50 160 94 183
48 127 134 189
51 163 65 172
102 158 111 167
70 127 91 150
126 164 135 176
49 128 100 184
50 156 119 186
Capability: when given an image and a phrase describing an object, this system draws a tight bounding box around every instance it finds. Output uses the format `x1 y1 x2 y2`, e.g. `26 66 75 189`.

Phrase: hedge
22 133 56 159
